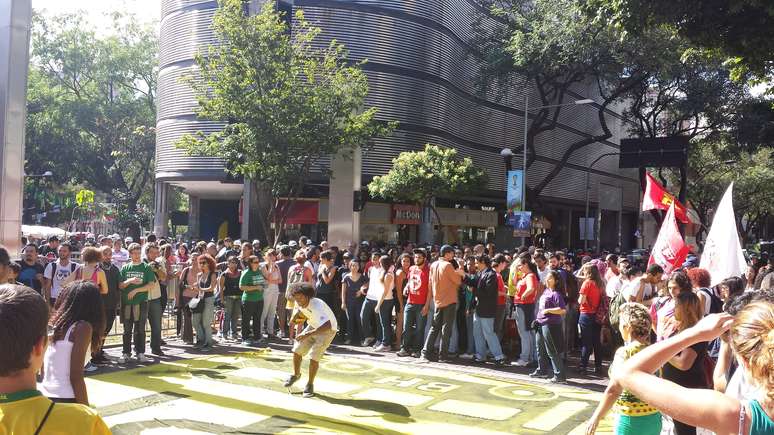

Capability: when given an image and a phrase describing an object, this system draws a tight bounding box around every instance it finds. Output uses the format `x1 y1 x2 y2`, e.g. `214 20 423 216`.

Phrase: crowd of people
0 233 772 434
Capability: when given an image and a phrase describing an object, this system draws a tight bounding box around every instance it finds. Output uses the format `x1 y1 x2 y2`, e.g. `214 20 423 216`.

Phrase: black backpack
698 287 723 314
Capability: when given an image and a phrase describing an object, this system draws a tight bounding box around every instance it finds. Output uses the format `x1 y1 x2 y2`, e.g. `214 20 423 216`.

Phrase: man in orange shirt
419 245 463 363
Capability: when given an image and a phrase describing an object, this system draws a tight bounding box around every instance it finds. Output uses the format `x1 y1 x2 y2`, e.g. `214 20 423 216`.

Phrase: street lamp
500 147 513 172
584 153 618 251
523 96 595 246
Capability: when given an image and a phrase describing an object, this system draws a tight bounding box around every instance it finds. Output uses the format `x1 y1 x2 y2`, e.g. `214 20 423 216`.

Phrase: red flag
648 203 690 274
642 172 691 223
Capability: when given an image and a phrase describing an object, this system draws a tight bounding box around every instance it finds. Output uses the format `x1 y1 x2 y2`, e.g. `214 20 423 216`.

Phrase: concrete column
327 148 361 249
0 0 31 256
418 200 434 244
153 180 169 236
188 195 200 239
241 178 253 242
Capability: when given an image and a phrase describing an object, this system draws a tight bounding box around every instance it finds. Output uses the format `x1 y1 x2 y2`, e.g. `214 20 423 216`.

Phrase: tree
586 0 774 95
368 144 487 240
26 11 157 238
177 0 393 244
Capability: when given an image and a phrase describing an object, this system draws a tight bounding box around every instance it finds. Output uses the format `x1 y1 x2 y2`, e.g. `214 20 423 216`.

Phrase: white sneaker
459 353 474 359
136 353 153 363
117 353 131 364
511 359 529 367
373 344 387 352
83 362 99 373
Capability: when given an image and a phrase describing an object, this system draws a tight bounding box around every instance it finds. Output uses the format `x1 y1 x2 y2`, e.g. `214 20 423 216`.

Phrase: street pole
583 152 619 253
522 93 529 248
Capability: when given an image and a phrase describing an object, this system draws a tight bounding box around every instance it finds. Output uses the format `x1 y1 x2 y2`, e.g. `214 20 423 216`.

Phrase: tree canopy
178 0 393 244
368 144 487 225
26 11 158 236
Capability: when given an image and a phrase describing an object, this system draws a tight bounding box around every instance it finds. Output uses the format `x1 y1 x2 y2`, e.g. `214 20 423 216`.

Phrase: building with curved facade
155 0 641 250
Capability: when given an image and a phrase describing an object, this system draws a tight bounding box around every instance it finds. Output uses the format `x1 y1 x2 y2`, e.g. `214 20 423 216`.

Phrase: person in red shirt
513 254 540 366
397 249 430 358
578 262 604 375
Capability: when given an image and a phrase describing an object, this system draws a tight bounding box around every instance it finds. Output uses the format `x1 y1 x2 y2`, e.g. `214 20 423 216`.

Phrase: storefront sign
392 204 421 225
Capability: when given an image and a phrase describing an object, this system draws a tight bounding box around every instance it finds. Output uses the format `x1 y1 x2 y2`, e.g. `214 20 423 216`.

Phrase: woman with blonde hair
615 300 774 435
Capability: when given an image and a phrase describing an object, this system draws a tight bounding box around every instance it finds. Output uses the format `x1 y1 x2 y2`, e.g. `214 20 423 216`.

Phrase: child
284 282 338 398
0 284 110 434
586 302 661 435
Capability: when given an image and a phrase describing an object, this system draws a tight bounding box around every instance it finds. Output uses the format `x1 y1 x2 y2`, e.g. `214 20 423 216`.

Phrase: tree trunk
253 180 273 246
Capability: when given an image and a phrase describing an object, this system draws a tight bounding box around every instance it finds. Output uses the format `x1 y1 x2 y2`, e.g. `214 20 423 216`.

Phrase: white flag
699 183 747 287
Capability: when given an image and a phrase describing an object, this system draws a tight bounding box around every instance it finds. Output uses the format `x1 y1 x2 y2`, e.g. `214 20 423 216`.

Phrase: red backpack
595 293 611 326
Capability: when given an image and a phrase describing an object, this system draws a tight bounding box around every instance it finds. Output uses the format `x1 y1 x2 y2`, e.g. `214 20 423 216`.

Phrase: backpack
595 294 611 326
608 289 627 329
51 262 77 281
698 287 723 314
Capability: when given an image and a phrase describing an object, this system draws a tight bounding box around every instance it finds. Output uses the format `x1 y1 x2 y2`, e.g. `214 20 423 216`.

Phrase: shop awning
277 200 319 225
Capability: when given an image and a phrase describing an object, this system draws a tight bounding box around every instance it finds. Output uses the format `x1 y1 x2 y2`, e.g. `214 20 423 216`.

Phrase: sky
33 0 160 29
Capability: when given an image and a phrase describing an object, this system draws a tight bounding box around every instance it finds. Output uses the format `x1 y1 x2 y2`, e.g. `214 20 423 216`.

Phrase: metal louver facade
156 0 640 231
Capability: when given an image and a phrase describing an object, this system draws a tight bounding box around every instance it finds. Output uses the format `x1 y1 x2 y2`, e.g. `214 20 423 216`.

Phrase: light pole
584 153 618 251
523 97 594 247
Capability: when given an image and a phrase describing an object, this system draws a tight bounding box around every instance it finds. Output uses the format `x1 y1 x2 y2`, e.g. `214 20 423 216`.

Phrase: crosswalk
87 351 614 434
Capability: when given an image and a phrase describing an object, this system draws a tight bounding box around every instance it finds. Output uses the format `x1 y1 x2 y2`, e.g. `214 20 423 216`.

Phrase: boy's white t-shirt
297 297 338 332
623 277 655 301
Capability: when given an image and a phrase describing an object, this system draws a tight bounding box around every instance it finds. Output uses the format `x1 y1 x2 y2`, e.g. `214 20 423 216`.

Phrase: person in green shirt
240 255 266 346
118 243 157 364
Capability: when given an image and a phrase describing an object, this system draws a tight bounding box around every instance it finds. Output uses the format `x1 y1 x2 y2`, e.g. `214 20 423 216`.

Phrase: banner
506 170 523 214
578 217 595 241
648 203 689 274
641 172 692 223
699 183 747 286
510 211 531 237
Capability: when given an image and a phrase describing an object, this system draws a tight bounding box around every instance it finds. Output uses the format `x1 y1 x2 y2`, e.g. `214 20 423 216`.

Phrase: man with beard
17 245 45 298
397 249 430 358
42 243 77 306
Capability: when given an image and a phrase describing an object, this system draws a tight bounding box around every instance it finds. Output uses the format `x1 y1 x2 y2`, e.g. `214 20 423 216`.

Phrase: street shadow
313 393 414 424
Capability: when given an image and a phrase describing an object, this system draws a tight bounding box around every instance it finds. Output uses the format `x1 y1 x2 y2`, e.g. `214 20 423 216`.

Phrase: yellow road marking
428 399 521 421
522 400 589 431
103 398 271 428
230 367 360 394
85 378 156 408
352 388 433 407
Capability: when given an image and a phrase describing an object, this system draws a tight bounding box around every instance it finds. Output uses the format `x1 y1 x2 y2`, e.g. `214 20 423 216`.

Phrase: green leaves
368 144 487 207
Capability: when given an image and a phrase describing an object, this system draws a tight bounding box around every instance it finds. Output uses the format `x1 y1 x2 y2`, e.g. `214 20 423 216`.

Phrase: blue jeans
222 296 241 338
473 313 504 361
147 298 163 351
536 322 565 379
515 303 536 362
361 298 378 341
345 297 364 343
579 313 602 370
378 299 395 346
192 297 215 346
402 303 426 352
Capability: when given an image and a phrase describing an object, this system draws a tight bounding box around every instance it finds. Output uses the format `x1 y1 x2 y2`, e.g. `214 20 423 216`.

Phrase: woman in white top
39 281 105 405
261 249 282 339
373 255 395 352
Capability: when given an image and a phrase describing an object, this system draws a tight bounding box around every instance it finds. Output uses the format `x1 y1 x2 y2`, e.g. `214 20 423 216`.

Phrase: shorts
292 329 337 361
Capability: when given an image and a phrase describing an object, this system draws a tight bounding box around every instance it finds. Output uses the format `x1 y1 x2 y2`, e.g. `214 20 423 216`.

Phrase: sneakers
284 374 300 388
241 340 252 346
494 358 508 367
302 384 315 398
117 353 131 364
511 359 530 367
411 351 421 358
459 353 474 359
529 370 550 378
396 349 412 357
473 357 487 363
150 348 165 356
416 357 431 364
373 344 389 352
549 376 567 384
362 337 376 347
83 362 99 373
136 353 153 363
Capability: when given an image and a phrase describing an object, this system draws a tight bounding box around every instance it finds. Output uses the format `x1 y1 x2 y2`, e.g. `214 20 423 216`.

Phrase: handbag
188 294 201 310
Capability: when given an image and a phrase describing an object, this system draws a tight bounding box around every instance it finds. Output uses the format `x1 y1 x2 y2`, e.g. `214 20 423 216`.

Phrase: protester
585 302 660 435
532 270 567 382
393 253 410 351
315 250 337 310
398 249 429 358
144 244 167 356
191 254 217 351
0 285 110 434
284 282 338 398
615 302 774 435
418 245 463 363
111 238 129 269
464 255 507 365
239 255 265 346
260 249 282 340
286 250 313 342
92 246 120 365
39 281 105 404
177 252 200 344
492 254 508 340
361 252 383 347
118 243 157 364
578 262 604 375
652 271 695 342
373 255 396 352
275 246 294 340
512 254 539 367
625 264 663 307
218 256 242 342
341 259 367 345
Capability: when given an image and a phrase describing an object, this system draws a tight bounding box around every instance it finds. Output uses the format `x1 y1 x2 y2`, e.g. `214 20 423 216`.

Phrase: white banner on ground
699 183 747 287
